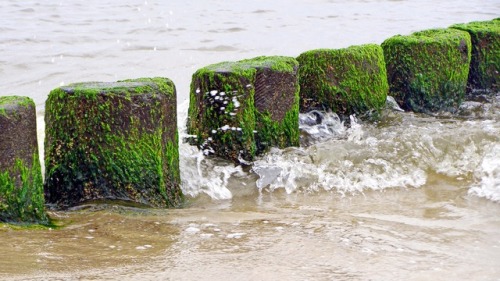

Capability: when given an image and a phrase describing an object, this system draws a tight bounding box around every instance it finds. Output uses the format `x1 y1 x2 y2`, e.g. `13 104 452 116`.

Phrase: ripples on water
1 0 500 280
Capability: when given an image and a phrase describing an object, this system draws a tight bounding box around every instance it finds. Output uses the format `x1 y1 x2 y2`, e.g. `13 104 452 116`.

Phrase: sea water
1 0 500 280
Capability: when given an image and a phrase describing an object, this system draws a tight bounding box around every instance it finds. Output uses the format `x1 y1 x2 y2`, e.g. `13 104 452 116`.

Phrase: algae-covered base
382 28 472 113
188 56 300 163
451 19 500 92
0 157 48 224
297 44 388 118
0 96 48 224
44 78 182 209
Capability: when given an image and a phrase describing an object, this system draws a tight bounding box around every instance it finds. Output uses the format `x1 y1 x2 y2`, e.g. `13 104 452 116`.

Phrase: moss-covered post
451 19 500 92
296 44 388 117
252 57 300 155
0 96 48 224
187 56 299 163
382 28 472 112
44 78 182 209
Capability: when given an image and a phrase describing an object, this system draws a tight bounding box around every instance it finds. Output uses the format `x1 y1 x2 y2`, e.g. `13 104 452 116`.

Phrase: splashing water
253 112 428 195
298 110 347 146
180 93 500 202
469 143 500 202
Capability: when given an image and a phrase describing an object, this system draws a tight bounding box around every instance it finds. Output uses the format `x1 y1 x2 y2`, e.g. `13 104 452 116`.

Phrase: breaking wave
178 94 500 202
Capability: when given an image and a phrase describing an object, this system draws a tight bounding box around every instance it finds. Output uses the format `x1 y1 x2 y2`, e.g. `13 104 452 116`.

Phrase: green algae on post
0 96 48 224
451 19 500 92
44 78 183 209
382 28 472 112
187 56 300 163
251 57 300 155
296 44 389 118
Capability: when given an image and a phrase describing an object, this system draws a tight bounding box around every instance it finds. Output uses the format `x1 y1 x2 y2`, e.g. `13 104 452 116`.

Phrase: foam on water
469 143 500 202
178 101 244 200
179 94 500 202
252 113 429 195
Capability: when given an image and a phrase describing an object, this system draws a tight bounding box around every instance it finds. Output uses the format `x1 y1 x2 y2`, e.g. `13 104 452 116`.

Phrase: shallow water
1 0 500 280
2 187 500 280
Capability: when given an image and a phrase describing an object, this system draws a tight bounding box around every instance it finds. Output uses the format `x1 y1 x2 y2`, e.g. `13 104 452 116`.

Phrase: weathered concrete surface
187 56 299 163
44 78 183 209
382 28 472 112
451 19 500 92
0 96 47 224
297 44 388 118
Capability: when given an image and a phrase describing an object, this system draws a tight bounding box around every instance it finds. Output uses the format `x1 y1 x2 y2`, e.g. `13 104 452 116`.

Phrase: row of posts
1 19 498 224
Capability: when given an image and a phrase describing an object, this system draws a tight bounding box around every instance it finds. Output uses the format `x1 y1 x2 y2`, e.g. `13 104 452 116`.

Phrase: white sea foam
179 96 500 202
185 227 201 234
252 112 429 194
469 144 500 202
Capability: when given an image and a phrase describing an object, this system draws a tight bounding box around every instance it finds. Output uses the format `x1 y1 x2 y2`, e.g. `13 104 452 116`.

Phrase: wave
178 94 500 202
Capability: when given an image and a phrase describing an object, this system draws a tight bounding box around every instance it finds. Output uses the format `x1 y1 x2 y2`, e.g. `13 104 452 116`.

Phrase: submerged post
0 96 48 224
187 56 300 163
382 28 472 112
44 78 183 209
296 44 389 117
